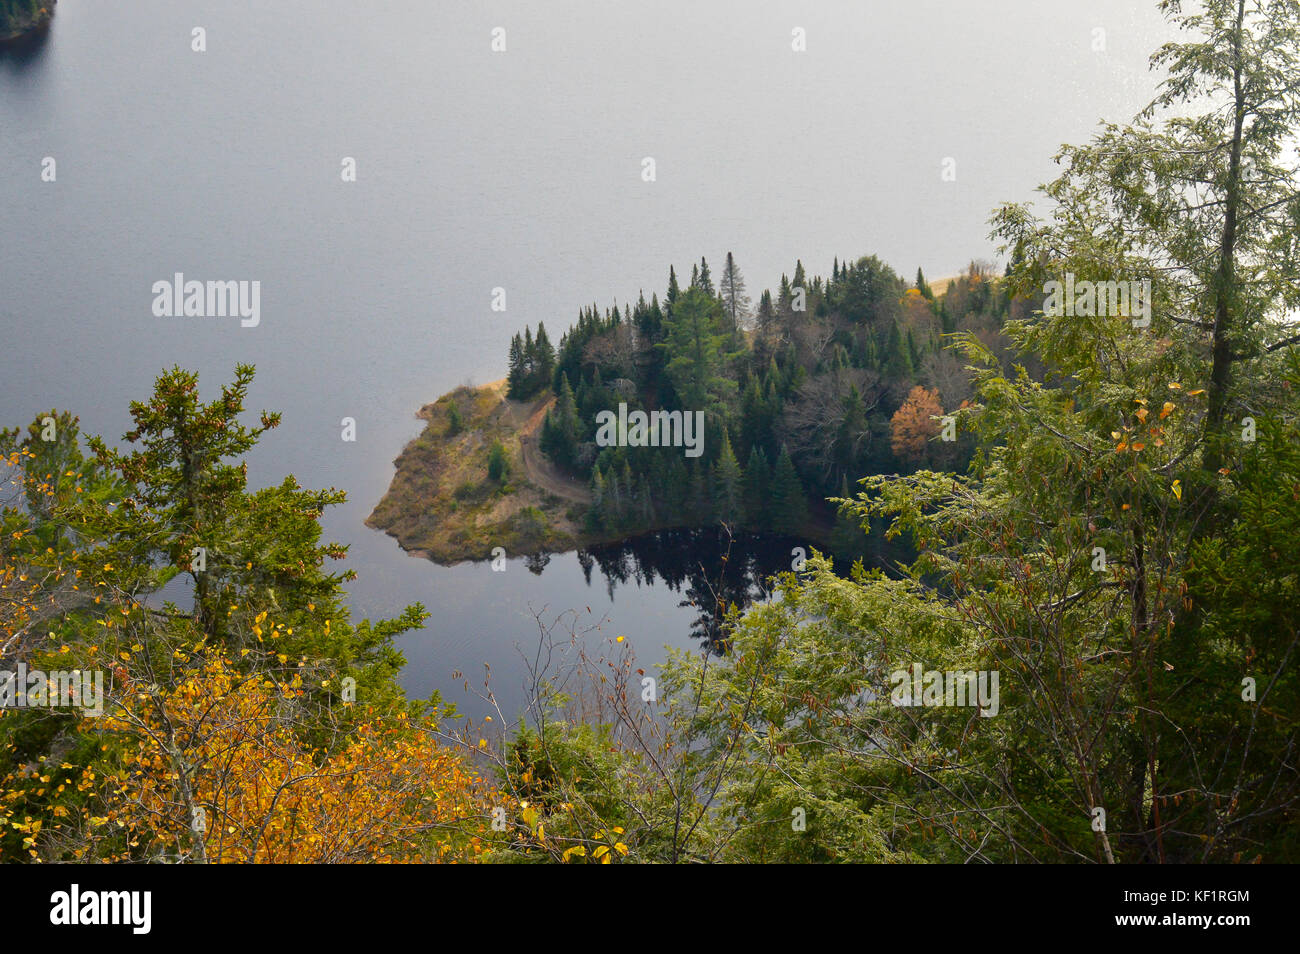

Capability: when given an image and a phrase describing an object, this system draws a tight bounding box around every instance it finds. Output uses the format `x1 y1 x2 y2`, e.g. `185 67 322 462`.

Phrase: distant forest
505 254 1021 552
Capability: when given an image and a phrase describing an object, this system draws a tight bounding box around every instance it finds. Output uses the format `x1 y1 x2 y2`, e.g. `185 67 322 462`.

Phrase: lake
0 0 1172 721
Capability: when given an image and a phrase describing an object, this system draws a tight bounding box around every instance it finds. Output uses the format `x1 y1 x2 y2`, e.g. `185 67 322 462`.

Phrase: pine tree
719 252 751 332
657 286 736 414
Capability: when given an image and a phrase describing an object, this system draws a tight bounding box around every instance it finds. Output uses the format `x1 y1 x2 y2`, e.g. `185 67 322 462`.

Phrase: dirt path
505 391 592 505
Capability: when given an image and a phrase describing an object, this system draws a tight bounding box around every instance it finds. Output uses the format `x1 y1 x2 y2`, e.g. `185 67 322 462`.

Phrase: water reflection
0 22 52 72
574 527 808 654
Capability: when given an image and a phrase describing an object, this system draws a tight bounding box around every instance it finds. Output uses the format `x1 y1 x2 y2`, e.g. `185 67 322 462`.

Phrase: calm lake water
0 0 1172 720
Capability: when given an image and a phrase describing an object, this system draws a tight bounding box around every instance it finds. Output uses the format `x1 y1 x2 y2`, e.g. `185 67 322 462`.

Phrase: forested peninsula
0 0 54 41
370 256 1017 564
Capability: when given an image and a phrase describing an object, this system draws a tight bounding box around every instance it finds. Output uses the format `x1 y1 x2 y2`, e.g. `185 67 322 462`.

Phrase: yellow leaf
1172 480 1182 501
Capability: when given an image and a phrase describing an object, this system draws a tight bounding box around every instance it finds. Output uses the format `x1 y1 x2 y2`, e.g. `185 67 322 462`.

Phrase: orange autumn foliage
92 649 496 863
890 385 944 465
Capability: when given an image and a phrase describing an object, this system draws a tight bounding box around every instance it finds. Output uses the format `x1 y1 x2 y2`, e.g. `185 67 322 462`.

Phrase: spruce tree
507 333 524 398
697 257 715 297
769 446 808 536
712 429 745 525
916 266 933 300
743 446 770 530
884 321 913 381
534 322 556 393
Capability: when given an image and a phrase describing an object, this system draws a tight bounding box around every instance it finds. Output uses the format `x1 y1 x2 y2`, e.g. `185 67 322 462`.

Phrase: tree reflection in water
573 527 808 654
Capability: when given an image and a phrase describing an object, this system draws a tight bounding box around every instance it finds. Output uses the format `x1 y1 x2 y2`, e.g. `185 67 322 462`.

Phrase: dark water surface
0 1 1171 719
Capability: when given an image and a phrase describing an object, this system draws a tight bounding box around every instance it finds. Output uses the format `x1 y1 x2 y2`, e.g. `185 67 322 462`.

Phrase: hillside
366 379 597 563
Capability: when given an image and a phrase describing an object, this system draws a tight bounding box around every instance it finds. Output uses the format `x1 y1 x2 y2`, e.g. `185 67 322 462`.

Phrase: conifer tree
697 257 715 297
712 429 745 525
915 266 933 300
719 252 751 332
658 286 736 414
743 446 770 530
534 322 556 394
506 333 525 398
769 446 808 536
884 321 913 380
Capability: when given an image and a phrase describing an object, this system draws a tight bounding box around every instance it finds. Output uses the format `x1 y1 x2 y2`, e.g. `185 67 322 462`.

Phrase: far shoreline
0 1 56 44
367 377 837 566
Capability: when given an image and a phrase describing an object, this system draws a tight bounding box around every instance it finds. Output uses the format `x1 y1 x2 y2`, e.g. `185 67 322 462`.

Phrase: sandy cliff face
367 380 595 564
